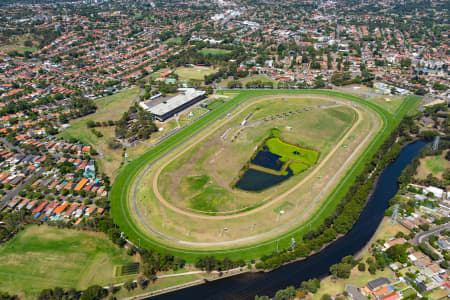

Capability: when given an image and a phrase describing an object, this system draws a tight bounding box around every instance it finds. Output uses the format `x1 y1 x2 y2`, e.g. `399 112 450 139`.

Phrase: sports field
0 225 136 298
110 90 420 261
199 48 232 56
416 150 449 180
219 75 278 88
175 66 216 82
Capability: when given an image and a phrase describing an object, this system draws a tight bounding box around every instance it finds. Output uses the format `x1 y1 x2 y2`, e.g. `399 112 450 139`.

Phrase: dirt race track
150 95 363 220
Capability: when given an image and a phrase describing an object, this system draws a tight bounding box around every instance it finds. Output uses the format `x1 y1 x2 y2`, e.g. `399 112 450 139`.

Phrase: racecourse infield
110 90 420 262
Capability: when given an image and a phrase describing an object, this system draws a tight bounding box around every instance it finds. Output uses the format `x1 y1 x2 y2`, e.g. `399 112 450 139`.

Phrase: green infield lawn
0 225 135 298
266 137 319 165
289 162 310 174
110 90 420 262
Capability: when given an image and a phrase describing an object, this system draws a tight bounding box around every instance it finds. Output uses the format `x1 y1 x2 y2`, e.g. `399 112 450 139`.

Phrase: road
413 223 450 245
0 137 55 209
0 167 46 209
0 137 21 152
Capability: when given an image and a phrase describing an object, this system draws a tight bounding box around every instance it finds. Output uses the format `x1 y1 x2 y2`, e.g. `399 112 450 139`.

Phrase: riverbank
305 217 411 299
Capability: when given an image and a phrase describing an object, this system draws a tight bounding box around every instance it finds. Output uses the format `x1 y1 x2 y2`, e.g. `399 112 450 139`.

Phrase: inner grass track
110 90 420 262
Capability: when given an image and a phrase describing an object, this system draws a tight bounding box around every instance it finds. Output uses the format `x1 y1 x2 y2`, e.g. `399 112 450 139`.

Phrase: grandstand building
139 88 206 122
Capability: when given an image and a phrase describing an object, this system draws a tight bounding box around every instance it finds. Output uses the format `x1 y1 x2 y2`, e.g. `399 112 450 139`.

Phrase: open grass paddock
0 34 38 54
60 87 141 178
0 225 135 298
110 90 420 262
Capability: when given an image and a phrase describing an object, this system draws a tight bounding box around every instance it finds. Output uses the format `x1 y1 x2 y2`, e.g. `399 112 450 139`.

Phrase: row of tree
194 256 245 273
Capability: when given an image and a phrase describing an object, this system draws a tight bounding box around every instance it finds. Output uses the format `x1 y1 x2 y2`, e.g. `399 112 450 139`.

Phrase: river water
150 141 427 300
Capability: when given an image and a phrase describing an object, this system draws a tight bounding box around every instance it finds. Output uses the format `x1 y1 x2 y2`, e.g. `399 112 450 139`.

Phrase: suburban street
413 223 450 245
0 167 46 210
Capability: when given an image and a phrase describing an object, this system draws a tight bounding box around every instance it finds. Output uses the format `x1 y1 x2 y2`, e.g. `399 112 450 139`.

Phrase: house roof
345 285 368 300
380 293 400 300
367 277 391 290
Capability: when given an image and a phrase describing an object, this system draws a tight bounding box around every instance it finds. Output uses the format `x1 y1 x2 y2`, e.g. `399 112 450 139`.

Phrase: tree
330 262 353 278
400 58 412 68
432 82 448 91
87 120 96 128
195 256 218 272
368 263 377 274
301 278 320 293
386 244 409 263
314 78 325 88
227 80 242 88
415 87 427 95
137 276 149 289
81 285 107 300
24 40 33 47
124 280 137 291
38 289 55 300
0 292 18 300
358 262 366 272
273 286 296 300
53 287 64 299
419 130 438 141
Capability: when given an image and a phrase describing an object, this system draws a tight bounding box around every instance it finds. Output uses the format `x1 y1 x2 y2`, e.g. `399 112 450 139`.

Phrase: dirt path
149 96 363 220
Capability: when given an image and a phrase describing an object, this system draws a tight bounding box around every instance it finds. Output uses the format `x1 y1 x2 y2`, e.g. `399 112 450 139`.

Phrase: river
150 141 427 300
